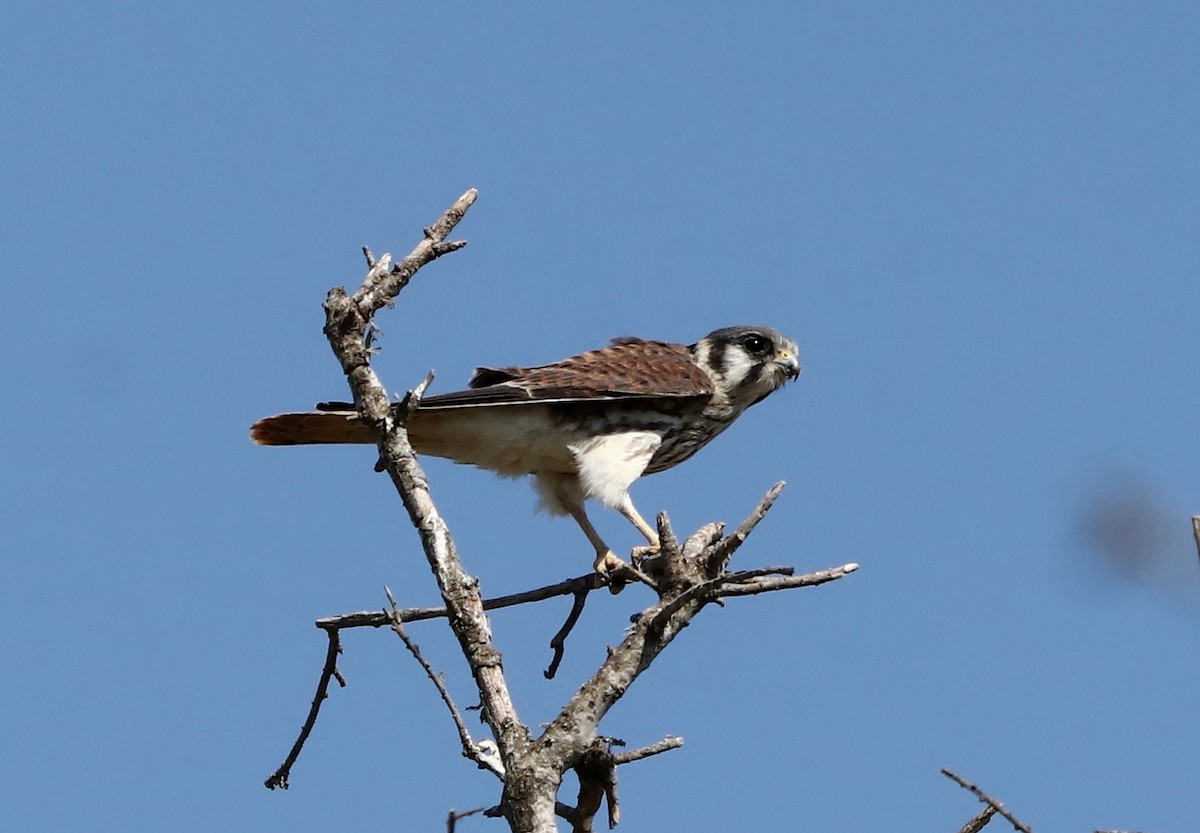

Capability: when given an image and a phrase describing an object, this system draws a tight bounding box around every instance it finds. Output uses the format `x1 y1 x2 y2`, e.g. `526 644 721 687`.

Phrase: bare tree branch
317 571 605 631
942 769 1034 833
314 562 858 633
648 566 791 632
264 628 344 789
705 480 787 574
681 522 724 558
957 805 998 833
713 563 860 599
545 587 593 680
447 806 487 833
355 190 476 312
321 190 572 829
570 739 620 833
1192 515 1200 563
612 735 684 765
532 485 857 791
384 587 505 779
652 512 679 563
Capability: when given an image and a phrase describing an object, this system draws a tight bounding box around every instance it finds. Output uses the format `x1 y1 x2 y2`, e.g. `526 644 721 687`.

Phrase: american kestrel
251 326 800 577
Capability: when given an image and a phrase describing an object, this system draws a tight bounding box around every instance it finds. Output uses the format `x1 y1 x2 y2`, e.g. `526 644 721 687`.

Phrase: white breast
569 432 663 508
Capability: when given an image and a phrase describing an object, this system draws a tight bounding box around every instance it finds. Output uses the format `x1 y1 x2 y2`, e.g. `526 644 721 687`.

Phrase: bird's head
691 325 801 410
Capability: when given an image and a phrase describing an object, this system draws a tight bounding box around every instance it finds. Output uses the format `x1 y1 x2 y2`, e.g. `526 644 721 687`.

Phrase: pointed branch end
399 370 437 418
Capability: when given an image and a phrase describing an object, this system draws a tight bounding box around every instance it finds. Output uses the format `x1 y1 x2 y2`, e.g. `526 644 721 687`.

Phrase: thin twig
264 628 344 789
1192 515 1200 563
446 806 487 833
649 567 795 632
401 370 437 418
942 768 1034 833
354 189 477 313
316 571 604 631
609 560 659 591
545 588 592 680
384 587 503 780
612 735 684 765
713 563 860 600
705 481 786 574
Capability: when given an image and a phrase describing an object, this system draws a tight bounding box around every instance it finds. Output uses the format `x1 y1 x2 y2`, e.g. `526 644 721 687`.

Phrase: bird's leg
619 495 660 559
564 504 625 576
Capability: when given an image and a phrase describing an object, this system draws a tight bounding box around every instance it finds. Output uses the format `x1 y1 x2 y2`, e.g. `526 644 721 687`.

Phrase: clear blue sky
4 3 1198 831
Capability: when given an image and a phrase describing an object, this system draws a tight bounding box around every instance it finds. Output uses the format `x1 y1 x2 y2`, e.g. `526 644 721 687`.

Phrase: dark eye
742 334 770 355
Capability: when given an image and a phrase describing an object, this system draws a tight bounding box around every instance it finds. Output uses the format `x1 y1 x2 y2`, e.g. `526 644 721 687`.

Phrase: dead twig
712 563 860 600
942 768 1033 833
649 566 795 633
384 588 504 779
957 805 998 833
355 189 477 313
446 806 487 833
545 586 594 679
317 570 614 681
316 571 603 630
705 480 786 574
264 628 344 789
613 735 684 765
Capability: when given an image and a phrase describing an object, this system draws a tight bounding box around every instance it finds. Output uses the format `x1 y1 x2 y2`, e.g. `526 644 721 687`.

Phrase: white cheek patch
569 432 662 508
719 346 754 389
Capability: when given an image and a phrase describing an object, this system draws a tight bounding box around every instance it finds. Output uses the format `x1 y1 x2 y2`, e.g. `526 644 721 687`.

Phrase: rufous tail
250 411 373 445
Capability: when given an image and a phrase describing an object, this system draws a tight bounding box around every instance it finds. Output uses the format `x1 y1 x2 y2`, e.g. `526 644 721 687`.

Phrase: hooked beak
776 352 801 381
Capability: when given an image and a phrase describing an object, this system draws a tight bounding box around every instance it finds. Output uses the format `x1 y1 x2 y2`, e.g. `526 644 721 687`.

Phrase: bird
250 325 800 579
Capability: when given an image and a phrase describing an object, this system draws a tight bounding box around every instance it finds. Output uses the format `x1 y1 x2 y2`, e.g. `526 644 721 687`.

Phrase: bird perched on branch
251 325 800 580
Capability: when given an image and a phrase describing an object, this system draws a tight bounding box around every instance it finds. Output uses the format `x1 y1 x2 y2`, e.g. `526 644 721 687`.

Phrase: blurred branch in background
1192 515 1200 563
1077 471 1200 605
